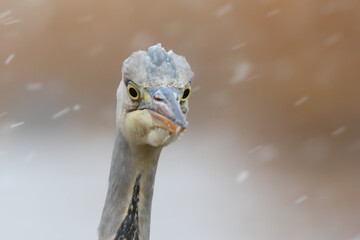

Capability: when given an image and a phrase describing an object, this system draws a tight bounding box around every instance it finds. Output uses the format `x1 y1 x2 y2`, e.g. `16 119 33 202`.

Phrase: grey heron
98 44 194 240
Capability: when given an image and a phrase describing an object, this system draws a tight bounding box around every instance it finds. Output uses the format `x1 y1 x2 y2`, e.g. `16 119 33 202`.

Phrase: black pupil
129 87 138 98
182 89 190 99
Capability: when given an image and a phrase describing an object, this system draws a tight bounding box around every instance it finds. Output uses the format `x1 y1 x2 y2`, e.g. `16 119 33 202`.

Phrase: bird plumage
98 44 193 240
121 44 193 88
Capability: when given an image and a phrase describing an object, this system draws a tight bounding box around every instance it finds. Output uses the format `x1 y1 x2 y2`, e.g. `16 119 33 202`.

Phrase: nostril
153 96 164 102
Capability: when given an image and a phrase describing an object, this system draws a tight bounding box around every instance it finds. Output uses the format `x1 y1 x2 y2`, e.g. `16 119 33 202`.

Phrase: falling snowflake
236 171 249 184
216 3 233 17
52 108 70 119
294 195 308 204
231 43 246 51
229 61 253 85
332 126 346 137
27 83 43 91
72 104 81 111
294 96 309 107
10 122 24 129
4 53 15 65
0 112 8 118
192 86 200 93
248 145 263 154
0 10 12 19
267 9 280 17
325 33 342 47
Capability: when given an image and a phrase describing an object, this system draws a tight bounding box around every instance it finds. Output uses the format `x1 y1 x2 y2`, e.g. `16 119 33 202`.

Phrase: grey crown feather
122 43 194 88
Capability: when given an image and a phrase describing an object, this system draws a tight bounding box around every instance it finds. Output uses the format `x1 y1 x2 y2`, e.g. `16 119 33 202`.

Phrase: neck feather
98 130 162 240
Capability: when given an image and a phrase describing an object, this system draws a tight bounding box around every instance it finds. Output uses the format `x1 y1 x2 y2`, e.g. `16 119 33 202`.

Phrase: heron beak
139 86 187 134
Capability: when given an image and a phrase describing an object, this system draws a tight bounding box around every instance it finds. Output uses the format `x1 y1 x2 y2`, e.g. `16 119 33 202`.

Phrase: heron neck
98 130 162 240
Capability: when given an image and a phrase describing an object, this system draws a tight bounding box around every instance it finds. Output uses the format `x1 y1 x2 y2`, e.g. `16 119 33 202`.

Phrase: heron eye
127 84 140 101
181 86 191 101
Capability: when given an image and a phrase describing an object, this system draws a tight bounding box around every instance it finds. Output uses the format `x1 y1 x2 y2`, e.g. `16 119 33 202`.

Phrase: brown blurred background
1 0 360 239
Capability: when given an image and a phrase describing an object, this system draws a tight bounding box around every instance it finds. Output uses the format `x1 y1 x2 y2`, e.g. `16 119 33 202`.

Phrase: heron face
117 79 191 147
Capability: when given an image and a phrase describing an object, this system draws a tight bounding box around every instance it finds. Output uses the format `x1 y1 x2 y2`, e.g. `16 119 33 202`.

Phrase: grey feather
98 44 193 240
122 43 193 88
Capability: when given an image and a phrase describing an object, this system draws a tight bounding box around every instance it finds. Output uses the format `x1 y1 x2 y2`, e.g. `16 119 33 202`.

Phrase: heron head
116 44 194 147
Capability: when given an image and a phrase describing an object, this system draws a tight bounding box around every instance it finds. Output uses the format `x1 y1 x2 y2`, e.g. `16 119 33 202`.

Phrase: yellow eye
181 85 191 101
127 84 140 101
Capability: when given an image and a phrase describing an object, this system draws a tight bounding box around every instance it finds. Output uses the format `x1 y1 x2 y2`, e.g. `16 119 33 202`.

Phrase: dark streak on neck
114 174 141 240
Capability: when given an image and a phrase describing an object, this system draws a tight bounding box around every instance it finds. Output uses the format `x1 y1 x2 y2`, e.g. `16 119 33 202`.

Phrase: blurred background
1 0 360 239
